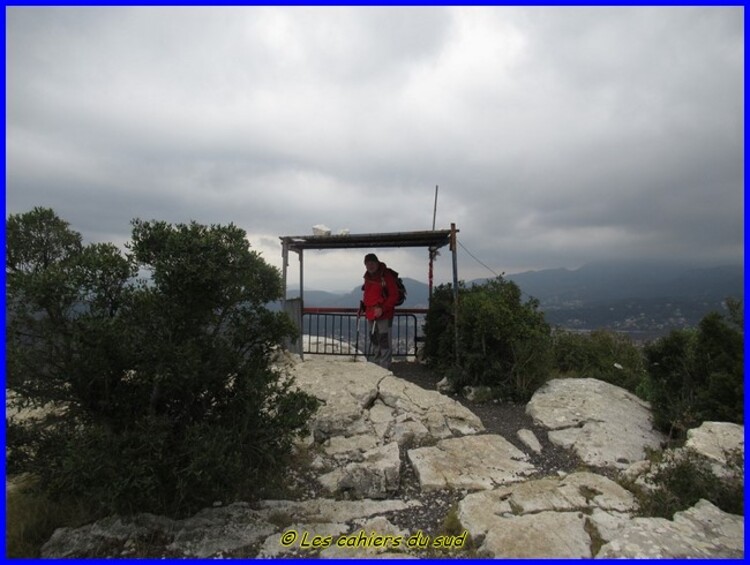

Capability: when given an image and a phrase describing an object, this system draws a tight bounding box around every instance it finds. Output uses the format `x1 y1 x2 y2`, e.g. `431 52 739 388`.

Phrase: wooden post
429 185 438 300
450 223 459 366
281 241 289 310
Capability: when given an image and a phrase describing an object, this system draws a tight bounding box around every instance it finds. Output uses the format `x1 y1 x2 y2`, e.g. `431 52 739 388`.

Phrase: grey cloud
6 6 743 289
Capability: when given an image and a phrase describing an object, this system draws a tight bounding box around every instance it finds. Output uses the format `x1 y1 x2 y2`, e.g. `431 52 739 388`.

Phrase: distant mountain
501 261 743 337
502 261 743 306
288 277 430 309
279 261 742 338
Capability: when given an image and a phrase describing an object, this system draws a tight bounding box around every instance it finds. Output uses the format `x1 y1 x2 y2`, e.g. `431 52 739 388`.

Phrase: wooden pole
281 241 289 309
429 185 438 299
432 185 439 230
450 223 459 366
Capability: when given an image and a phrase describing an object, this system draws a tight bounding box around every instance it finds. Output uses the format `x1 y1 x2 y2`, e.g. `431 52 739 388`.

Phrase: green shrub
644 303 743 438
6 476 98 558
636 448 743 518
424 277 552 401
6 208 318 518
552 329 646 394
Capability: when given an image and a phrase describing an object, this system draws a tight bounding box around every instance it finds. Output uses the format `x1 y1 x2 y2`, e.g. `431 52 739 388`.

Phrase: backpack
382 268 407 307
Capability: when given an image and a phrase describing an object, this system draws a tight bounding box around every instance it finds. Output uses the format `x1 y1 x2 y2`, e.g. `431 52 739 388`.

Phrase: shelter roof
279 229 455 252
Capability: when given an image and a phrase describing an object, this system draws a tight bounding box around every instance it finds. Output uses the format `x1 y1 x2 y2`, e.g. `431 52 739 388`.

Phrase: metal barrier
302 308 426 358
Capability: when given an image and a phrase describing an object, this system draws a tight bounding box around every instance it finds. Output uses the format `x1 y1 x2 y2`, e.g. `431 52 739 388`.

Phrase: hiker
360 253 399 369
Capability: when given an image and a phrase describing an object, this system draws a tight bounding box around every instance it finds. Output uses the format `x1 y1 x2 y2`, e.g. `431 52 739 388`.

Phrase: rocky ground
33 357 744 558
390 362 583 475
360 362 584 539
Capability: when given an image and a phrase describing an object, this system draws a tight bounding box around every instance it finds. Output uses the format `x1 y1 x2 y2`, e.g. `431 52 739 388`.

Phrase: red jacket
362 262 399 321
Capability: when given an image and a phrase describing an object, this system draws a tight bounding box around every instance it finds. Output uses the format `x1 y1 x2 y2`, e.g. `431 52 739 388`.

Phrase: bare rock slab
318 442 401 499
289 358 484 444
256 497 421 525
526 378 666 469
457 472 637 558
41 503 276 558
167 503 277 557
597 499 744 558
685 421 744 465
480 511 592 558
407 434 536 491
377 375 485 439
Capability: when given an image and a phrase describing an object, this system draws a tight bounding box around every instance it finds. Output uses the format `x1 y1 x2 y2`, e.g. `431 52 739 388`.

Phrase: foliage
6 207 318 517
636 448 743 518
551 329 646 394
424 277 552 401
644 303 743 438
6 475 97 558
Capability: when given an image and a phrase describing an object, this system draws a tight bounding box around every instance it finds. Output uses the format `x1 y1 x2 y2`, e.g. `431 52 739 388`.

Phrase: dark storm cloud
6 6 743 288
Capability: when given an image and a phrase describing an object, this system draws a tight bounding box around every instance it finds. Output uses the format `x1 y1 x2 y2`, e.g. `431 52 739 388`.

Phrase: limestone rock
408 434 535 491
526 378 666 469
517 428 542 454
477 511 592 558
34 360 745 560
685 421 744 467
319 517 408 558
166 503 277 557
257 522 348 558
457 472 637 558
41 503 276 558
318 442 401 499
597 499 744 558
256 498 421 524
620 423 744 490
41 497 421 558
290 358 483 445
41 514 177 558
389 415 431 447
322 434 379 461
377 375 484 438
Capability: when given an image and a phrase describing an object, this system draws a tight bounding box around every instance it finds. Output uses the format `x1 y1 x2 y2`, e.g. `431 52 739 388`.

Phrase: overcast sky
6 6 744 292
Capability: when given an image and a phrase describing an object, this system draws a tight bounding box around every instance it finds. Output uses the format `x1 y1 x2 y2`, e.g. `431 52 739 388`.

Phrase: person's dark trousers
368 318 393 369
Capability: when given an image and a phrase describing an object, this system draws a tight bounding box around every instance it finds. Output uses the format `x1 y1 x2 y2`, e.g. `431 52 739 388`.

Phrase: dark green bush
637 448 743 518
552 329 646 394
6 208 318 517
644 302 743 438
424 277 552 401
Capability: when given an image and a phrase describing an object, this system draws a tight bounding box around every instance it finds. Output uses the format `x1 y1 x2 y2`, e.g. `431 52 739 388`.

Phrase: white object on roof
312 224 331 236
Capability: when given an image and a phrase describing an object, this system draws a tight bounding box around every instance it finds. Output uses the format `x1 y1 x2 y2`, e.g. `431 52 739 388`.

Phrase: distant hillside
502 261 743 306
280 261 743 338
287 277 430 309
501 261 742 337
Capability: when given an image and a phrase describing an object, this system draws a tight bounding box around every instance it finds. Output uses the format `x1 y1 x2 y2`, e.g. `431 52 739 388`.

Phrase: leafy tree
424 277 552 401
6 208 317 517
644 304 743 438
